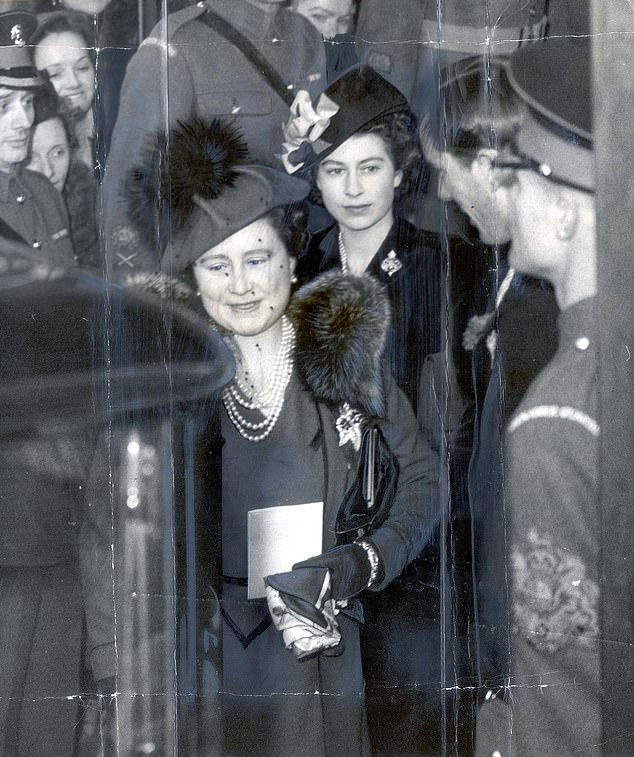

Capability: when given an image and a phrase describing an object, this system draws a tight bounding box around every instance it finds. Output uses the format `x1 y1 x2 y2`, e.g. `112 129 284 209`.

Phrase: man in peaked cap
0 11 73 264
474 37 602 757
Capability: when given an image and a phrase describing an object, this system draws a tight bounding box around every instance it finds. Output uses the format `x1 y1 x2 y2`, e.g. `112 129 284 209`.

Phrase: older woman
114 118 439 756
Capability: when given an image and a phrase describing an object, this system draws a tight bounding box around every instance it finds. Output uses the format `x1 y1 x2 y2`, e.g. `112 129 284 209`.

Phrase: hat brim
163 166 310 273
300 66 411 171
516 108 595 192
0 69 45 89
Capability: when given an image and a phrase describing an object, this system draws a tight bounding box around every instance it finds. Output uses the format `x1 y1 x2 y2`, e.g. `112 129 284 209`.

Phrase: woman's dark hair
31 11 96 66
262 203 309 258
360 109 421 191
33 85 77 149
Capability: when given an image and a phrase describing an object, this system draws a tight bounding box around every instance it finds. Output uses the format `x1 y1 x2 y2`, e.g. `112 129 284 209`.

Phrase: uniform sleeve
368 369 444 590
479 410 602 756
101 38 196 277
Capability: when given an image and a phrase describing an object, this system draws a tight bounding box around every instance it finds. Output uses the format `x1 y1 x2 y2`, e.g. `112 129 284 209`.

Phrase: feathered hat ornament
127 117 249 253
127 117 310 273
289 272 391 418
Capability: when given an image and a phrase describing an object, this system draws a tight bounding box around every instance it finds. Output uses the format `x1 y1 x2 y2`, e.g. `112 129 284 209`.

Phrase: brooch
335 402 364 450
380 250 402 277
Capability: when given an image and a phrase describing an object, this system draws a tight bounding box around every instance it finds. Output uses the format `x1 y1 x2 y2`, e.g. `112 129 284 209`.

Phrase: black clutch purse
335 425 399 544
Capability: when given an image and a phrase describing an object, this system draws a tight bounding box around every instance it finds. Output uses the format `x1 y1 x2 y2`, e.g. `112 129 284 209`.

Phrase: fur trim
127 118 249 250
289 272 391 418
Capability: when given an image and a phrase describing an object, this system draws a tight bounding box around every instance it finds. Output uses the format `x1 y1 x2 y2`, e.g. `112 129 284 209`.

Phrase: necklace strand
222 315 295 442
338 231 349 275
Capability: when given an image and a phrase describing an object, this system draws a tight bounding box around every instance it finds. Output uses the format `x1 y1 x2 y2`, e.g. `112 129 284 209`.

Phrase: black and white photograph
0 1 632 755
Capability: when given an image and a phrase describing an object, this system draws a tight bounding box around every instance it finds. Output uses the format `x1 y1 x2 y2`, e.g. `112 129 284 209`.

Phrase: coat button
32 241 41 249
16 194 25 204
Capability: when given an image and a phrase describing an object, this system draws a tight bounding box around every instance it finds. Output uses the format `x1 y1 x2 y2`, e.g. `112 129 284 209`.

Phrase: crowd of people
0 1 616 756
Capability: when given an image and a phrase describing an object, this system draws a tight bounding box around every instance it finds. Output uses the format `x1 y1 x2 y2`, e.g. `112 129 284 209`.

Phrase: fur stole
289 271 391 418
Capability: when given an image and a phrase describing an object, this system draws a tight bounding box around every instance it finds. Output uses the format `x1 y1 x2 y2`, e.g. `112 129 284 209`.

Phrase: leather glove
292 544 372 600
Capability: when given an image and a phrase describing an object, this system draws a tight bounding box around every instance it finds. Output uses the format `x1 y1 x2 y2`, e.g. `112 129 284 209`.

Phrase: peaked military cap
507 37 594 191
0 12 43 90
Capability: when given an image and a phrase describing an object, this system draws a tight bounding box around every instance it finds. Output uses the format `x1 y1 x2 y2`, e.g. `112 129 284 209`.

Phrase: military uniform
103 0 326 275
354 0 548 116
0 168 73 264
476 297 601 756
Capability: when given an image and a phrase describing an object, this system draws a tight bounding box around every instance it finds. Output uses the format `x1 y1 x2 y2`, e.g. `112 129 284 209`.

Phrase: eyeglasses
491 152 591 193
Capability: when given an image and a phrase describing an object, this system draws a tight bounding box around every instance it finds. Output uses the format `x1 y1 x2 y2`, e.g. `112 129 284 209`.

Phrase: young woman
283 65 444 417
31 12 96 172
289 0 357 38
102 118 440 756
27 108 100 268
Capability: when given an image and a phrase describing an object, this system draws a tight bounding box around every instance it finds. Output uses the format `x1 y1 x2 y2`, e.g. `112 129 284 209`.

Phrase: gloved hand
292 544 372 600
265 567 342 660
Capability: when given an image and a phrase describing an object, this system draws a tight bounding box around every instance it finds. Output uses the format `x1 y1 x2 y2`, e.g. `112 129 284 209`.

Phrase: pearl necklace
222 315 295 442
338 231 349 274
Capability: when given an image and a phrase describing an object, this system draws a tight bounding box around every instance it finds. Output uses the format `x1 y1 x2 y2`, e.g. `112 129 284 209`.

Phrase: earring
196 290 201 297
290 274 298 284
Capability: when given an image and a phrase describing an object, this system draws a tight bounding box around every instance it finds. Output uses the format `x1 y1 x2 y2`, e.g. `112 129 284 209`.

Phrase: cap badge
10 25 26 47
380 250 402 277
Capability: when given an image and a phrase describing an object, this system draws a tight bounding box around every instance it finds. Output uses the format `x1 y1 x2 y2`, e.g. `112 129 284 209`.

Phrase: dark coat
298 217 444 416
81 274 441 756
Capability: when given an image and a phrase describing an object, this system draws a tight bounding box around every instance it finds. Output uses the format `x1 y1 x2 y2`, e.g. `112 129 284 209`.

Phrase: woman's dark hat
128 119 310 274
507 37 594 191
0 12 44 90
283 65 411 173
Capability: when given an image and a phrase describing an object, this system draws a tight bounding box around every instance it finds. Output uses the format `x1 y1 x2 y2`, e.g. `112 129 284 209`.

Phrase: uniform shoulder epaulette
140 0 207 52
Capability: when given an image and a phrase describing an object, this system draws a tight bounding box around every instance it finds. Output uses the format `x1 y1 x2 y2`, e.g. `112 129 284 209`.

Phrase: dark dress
298 217 444 416
297 218 447 753
220 372 369 756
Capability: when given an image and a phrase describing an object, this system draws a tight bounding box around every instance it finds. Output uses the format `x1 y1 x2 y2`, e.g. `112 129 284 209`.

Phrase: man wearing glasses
475 37 601 757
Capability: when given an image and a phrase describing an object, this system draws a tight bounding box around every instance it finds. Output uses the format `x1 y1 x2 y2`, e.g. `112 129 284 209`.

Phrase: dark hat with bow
128 118 311 273
0 12 44 90
282 65 411 174
506 37 594 191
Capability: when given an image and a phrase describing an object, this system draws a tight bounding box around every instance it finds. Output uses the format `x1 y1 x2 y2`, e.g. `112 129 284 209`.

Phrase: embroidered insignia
335 402 364 450
511 529 599 653
11 25 25 47
380 250 402 277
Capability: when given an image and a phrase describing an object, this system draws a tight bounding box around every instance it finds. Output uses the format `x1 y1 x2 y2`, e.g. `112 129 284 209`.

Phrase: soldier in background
0 12 73 264
476 36 602 756
102 0 326 278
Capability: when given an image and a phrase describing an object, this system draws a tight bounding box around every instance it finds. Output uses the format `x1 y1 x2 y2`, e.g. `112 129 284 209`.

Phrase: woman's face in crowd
194 217 296 338
0 88 34 173
34 32 95 116
291 0 355 38
316 133 402 234
27 118 70 192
